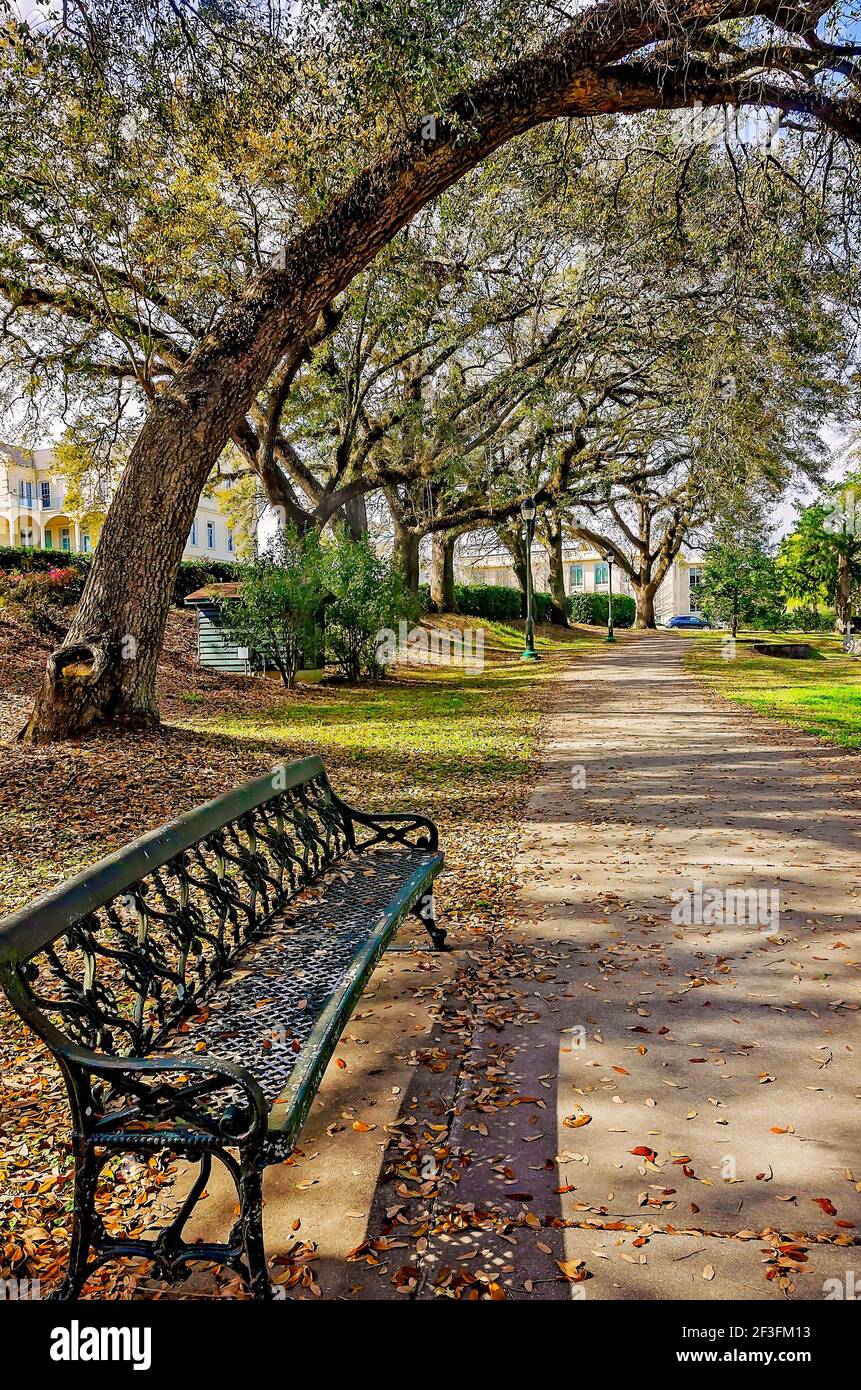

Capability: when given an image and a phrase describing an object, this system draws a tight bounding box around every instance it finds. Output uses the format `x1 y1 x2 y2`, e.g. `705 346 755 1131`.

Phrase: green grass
173 620 608 791
685 630 861 749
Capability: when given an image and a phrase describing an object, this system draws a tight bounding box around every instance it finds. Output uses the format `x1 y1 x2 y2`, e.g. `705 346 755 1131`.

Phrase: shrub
782 605 834 632
174 557 243 603
0 566 82 633
450 584 522 620
0 544 93 579
419 584 557 623
225 529 324 687
324 532 417 680
0 545 240 605
567 592 635 627
533 591 553 623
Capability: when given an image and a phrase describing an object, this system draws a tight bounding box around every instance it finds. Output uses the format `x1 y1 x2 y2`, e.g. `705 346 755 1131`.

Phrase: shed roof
184 582 242 605
185 580 334 611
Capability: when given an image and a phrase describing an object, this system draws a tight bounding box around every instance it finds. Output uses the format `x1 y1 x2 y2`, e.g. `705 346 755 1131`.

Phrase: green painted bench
0 756 445 1298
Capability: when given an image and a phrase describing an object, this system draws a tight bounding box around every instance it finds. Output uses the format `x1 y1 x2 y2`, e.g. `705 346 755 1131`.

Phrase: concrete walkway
173 635 860 1301
418 633 861 1299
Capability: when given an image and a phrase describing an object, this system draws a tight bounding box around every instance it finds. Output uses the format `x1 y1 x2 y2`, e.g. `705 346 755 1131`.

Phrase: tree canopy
4 0 861 738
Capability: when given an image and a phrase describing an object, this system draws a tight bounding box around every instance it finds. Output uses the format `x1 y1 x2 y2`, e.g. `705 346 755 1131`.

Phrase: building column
73 521 82 552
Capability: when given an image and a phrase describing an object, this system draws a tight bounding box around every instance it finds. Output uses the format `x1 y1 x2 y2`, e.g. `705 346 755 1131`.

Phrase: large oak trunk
499 525 529 617
341 492 369 539
835 552 853 633
543 525 570 627
633 583 657 629
429 533 457 612
393 525 420 597
23 404 226 742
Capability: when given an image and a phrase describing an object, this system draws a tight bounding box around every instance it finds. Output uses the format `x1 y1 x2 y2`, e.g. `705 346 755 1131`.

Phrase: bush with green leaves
782 605 834 632
173 557 244 603
419 582 523 619
226 528 324 687
0 544 239 605
533 591 553 623
323 531 417 681
457 584 523 619
567 592 635 627
0 565 83 632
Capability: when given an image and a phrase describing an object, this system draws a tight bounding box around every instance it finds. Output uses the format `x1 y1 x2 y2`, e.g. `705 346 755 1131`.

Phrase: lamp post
520 497 538 661
603 548 616 643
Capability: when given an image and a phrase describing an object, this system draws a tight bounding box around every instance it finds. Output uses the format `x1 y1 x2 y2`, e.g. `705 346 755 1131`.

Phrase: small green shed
185 583 253 675
184 581 327 680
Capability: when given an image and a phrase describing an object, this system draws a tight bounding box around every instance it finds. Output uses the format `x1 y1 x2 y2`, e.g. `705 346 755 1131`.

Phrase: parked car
665 614 709 629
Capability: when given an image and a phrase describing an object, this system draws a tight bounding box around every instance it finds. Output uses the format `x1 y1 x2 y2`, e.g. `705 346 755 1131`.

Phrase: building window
60 527 71 552
19 480 34 504
206 521 215 549
20 527 34 547
81 531 91 553
594 561 609 585
190 521 198 547
689 567 703 613
569 563 583 588
227 528 234 553
40 480 51 508
44 531 53 549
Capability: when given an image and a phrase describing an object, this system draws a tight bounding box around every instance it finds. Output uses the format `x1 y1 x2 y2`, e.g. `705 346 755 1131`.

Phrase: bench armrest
62 1044 270 1146
332 797 438 853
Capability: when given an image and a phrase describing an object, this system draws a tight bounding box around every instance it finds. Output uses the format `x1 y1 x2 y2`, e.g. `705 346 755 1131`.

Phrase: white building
0 444 238 563
457 539 705 622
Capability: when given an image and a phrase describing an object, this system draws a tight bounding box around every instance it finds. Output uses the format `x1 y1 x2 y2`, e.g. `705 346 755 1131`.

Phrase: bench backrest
0 757 353 1059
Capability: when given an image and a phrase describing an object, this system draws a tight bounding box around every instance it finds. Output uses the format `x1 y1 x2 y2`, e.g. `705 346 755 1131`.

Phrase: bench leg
55 1144 99 1300
237 1162 272 1300
154 1151 213 1275
412 892 448 951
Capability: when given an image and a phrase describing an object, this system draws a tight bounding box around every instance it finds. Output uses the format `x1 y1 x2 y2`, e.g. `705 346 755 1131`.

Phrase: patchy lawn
0 606 604 1296
684 630 861 749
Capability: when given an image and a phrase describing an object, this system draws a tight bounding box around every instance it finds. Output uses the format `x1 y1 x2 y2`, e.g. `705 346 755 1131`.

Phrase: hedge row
0 545 241 605
418 582 566 621
567 592 636 627
418 582 518 619
172 557 244 601
417 581 638 625
0 544 95 576
2 545 637 628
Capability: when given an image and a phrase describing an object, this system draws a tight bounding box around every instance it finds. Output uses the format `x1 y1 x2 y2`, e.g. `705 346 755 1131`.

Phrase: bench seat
156 843 443 1145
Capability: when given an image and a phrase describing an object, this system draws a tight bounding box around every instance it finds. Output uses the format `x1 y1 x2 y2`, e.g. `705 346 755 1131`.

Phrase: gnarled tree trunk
23 402 223 742
539 511 569 626
499 524 529 617
632 582 657 629
429 532 458 612
835 551 853 634
341 492 369 540
393 523 420 597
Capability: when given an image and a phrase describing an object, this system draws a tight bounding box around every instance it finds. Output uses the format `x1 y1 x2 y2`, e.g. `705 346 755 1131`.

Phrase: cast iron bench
0 755 445 1299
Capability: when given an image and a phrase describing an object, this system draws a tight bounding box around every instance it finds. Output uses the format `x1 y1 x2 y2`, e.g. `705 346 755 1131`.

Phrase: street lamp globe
520 497 537 523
